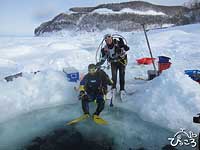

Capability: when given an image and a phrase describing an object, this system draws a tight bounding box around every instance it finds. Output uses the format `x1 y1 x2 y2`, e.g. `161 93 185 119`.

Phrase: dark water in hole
24 127 178 150
24 127 114 150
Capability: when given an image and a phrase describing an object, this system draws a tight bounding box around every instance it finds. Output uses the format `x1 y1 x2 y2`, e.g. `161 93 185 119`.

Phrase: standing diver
96 34 129 100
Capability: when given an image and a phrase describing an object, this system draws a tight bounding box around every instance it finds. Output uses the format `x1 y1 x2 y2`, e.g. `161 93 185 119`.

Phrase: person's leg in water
81 94 95 115
93 94 105 116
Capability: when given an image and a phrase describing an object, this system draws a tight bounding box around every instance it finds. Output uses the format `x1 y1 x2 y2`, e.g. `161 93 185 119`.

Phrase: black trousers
111 62 126 91
81 94 105 115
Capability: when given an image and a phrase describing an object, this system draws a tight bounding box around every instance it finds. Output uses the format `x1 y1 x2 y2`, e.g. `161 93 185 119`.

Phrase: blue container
158 56 171 63
66 72 79 82
185 70 200 81
63 67 80 82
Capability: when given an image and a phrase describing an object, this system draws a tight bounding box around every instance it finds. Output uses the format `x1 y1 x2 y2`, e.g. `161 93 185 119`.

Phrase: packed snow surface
0 24 200 150
92 8 167 15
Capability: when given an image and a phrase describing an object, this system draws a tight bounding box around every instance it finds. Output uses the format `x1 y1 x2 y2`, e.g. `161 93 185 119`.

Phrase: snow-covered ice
0 24 200 150
92 8 167 15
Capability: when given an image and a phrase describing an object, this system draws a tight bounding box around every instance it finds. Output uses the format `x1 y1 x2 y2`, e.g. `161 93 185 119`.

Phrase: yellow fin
93 115 108 125
66 114 90 125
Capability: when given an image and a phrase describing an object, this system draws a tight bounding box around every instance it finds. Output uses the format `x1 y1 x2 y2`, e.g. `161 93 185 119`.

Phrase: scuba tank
95 34 128 67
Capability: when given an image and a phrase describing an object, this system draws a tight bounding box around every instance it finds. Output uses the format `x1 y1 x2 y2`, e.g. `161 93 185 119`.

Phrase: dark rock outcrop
69 1 189 16
34 1 192 36
4 72 23 82
4 71 40 82
189 7 200 23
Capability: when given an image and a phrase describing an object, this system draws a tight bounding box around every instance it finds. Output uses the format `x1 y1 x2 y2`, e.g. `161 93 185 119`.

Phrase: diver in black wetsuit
79 64 113 117
96 34 129 96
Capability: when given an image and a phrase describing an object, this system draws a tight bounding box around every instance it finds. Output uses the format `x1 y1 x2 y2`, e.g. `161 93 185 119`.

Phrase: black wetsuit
80 69 112 115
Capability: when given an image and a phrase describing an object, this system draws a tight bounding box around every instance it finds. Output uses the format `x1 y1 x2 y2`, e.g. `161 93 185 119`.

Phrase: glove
79 91 85 100
80 90 85 95
79 91 88 100
109 79 114 86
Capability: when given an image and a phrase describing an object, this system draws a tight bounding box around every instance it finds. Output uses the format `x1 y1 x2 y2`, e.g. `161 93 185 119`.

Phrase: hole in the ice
24 127 114 150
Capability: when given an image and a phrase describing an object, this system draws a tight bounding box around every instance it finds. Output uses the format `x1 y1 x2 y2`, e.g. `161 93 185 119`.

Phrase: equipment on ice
136 57 156 65
142 24 173 80
142 24 157 73
142 24 159 80
193 113 200 124
63 67 80 82
158 56 172 73
109 88 116 107
185 70 200 84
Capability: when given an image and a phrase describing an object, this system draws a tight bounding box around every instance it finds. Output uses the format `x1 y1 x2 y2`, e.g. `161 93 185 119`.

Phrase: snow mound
124 67 200 131
0 70 78 123
0 58 22 78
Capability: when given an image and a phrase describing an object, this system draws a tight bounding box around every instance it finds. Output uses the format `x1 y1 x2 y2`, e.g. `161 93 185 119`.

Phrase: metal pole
142 24 157 72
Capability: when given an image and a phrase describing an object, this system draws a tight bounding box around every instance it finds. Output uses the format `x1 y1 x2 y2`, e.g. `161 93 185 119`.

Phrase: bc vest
85 74 102 94
104 45 118 62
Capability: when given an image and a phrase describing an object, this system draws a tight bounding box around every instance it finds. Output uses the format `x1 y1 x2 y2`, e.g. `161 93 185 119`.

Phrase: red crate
158 62 171 72
136 57 156 65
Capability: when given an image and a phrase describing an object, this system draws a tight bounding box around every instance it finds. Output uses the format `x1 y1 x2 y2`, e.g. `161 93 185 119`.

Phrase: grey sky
0 0 189 36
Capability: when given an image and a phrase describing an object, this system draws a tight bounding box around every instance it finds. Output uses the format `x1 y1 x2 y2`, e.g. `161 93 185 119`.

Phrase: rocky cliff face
69 1 188 16
34 1 191 36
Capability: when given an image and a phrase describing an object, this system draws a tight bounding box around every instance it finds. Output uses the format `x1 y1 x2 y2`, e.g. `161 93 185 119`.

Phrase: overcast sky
0 0 189 36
